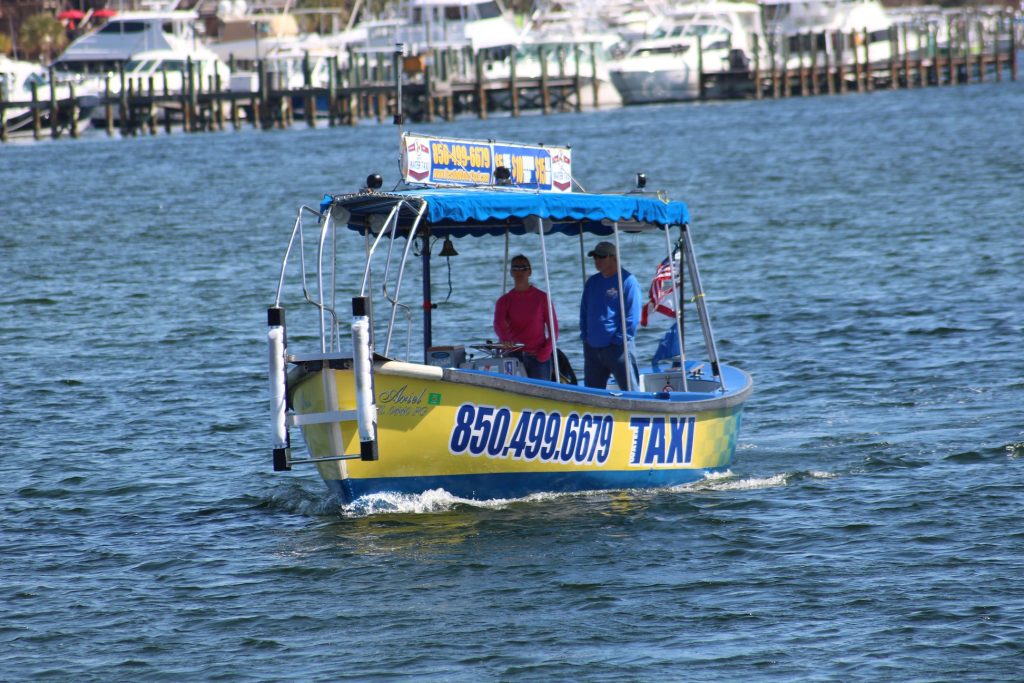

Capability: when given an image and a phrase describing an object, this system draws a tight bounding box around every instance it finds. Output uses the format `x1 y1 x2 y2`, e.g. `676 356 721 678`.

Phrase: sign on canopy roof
401 133 572 192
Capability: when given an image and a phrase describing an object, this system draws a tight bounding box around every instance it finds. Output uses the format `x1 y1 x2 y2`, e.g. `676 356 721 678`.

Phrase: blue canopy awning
326 188 691 237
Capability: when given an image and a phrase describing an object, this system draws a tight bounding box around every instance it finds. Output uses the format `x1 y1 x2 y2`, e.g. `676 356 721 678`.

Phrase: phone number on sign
448 404 614 464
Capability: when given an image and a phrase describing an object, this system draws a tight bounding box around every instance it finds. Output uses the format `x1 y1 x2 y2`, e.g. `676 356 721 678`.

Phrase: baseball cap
587 241 616 258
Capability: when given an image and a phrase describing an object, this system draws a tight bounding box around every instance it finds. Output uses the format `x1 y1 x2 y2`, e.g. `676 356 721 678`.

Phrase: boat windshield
473 1 503 20
125 59 157 73
634 45 690 57
99 21 148 34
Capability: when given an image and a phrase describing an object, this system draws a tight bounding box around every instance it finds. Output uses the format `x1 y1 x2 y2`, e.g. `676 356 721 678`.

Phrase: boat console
427 342 527 377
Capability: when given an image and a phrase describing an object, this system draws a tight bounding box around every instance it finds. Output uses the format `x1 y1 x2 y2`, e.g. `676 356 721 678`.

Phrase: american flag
641 253 679 327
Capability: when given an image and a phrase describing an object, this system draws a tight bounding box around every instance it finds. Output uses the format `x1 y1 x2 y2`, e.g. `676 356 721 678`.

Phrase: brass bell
439 237 458 257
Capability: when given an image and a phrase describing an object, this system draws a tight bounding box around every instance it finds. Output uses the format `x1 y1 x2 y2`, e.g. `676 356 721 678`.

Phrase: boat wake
675 469 836 493
340 488 519 516
333 470 840 516
681 470 788 491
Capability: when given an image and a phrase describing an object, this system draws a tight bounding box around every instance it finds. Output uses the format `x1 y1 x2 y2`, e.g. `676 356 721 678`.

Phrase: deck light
365 173 383 190
636 172 647 190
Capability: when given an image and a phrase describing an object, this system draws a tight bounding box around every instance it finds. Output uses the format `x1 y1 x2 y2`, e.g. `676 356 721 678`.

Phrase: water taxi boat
267 133 752 503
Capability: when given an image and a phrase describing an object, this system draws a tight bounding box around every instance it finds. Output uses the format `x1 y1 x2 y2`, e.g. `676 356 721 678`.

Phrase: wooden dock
1 10 1020 144
709 9 1021 99
0 44 599 142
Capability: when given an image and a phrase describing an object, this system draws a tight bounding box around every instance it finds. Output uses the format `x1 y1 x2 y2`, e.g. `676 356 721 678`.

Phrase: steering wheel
472 341 525 357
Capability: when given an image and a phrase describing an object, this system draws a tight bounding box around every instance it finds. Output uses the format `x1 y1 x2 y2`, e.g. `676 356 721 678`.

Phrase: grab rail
383 204 426 358
273 204 324 308
353 198 427 361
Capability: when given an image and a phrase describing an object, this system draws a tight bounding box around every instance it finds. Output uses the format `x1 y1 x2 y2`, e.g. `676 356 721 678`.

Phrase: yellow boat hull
290 359 750 503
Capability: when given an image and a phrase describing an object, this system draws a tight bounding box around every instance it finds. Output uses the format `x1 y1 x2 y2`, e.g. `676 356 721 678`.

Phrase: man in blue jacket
579 241 641 390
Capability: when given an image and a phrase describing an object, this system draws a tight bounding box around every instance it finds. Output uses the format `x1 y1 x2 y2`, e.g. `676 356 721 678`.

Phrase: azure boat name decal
628 416 696 466
448 404 614 464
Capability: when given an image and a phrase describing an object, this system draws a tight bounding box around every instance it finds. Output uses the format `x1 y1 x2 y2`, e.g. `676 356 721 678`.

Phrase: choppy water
2 80 1023 681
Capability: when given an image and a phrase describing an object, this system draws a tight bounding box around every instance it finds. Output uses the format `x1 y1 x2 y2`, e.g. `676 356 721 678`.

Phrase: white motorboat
350 0 520 57
120 48 231 93
51 9 230 95
484 0 623 108
761 0 895 69
0 55 96 136
206 8 355 93
608 2 764 104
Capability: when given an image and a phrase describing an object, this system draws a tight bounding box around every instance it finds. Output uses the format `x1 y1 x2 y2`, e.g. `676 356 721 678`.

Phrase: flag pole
664 225 688 392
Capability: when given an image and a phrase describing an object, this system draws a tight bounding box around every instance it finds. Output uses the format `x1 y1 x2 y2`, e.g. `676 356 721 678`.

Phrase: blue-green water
2 80 1023 680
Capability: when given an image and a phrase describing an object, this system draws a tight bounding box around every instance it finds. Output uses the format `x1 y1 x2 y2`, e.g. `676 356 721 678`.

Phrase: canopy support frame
680 222 725 391
531 215 561 383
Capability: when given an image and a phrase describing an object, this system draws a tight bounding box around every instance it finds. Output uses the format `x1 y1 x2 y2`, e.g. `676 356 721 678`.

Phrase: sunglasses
593 254 612 260
510 265 530 272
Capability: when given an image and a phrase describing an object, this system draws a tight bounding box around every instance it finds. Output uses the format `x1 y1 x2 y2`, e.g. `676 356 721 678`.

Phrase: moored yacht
761 0 895 68
120 47 231 93
489 0 623 108
608 2 764 104
204 3 366 93
350 0 519 57
51 9 230 94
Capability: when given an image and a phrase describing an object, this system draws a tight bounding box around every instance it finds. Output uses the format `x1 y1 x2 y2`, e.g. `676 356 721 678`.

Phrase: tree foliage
19 13 67 62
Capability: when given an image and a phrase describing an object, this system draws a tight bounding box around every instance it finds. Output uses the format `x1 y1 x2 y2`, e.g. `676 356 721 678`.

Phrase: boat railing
274 205 328 315
275 195 426 363
354 198 428 361
273 204 348 355
315 205 342 353
379 201 427 359
358 203 402 299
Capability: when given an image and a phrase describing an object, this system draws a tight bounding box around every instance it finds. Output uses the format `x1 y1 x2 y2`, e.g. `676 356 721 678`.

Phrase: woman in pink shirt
493 254 559 380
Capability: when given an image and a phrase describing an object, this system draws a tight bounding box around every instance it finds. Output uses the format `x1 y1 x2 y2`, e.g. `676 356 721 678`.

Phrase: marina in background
1 0 1022 142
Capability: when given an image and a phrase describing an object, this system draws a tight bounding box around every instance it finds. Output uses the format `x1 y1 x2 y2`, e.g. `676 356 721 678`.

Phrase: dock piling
540 45 551 114
69 83 79 139
32 81 42 140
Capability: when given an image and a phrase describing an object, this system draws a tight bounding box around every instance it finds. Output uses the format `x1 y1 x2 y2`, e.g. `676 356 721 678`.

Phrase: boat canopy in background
324 188 691 238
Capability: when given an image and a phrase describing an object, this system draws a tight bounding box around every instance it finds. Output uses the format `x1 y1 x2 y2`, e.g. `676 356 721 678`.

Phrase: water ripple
2 82 1024 681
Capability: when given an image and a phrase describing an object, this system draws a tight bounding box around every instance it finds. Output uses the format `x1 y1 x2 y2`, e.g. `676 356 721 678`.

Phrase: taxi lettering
628 416 696 466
